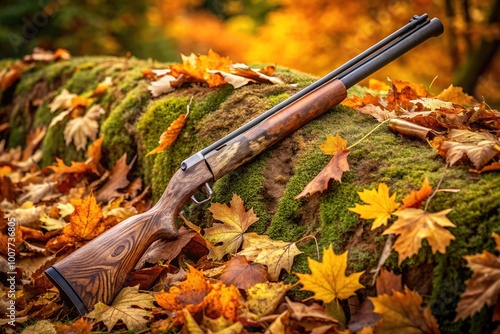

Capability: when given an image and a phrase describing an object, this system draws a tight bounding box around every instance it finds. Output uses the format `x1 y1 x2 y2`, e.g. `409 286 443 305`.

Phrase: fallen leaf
370 286 440 334
91 76 113 97
455 233 500 321
146 112 189 156
320 135 347 155
359 105 397 122
295 150 350 199
95 154 136 202
65 194 104 240
265 310 291 334
400 177 433 209
440 129 500 169
40 214 67 231
246 281 292 317
219 255 268 289
49 89 77 113
148 74 177 97
436 85 477 105
54 317 92 334
410 98 454 111
18 182 56 204
238 233 302 280
20 320 56 334
204 194 259 260
88 285 154 331
349 183 400 230
384 208 455 265
296 244 364 303
64 104 103 151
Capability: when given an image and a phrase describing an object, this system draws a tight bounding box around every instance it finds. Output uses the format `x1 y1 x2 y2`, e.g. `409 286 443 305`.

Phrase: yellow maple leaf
455 233 500 321
320 135 347 155
296 244 364 303
203 194 259 260
239 233 302 281
147 112 189 156
349 183 400 229
384 208 455 265
88 285 154 331
370 286 440 333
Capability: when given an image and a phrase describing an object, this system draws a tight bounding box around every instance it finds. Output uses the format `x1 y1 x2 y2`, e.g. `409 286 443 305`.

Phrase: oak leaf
370 286 440 333
440 129 500 169
296 244 364 303
88 285 154 331
95 154 136 202
384 208 455 265
400 177 433 209
455 233 500 321
238 233 302 280
320 135 347 155
349 183 400 229
146 112 188 156
204 194 259 260
219 255 268 289
296 150 350 199
64 105 103 151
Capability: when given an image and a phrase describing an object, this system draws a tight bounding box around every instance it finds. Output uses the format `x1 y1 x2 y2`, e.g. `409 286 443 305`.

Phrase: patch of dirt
262 137 296 214
354 158 385 185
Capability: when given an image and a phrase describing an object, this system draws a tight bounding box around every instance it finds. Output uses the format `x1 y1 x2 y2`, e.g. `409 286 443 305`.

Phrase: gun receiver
46 14 444 315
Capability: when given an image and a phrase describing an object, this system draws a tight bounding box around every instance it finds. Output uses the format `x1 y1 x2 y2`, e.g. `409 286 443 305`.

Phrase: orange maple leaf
384 208 455 265
155 265 241 325
455 233 500 321
370 286 440 333
400 177 433 209
349 183 400 230
66 194 104 240
146 112 188 156
296 244 364 303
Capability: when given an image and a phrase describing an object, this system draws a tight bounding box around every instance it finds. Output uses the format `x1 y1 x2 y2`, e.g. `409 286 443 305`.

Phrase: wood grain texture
51 160 213 311
204 79 347 178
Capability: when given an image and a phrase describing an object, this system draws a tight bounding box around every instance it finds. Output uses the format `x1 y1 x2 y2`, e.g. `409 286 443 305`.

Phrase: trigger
190 183 213 205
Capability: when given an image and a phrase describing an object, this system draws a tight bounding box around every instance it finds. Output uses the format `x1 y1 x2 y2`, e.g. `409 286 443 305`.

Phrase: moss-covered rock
1 56 499 333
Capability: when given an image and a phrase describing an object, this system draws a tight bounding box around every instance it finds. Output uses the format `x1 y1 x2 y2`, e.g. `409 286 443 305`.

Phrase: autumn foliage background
0 0 499 105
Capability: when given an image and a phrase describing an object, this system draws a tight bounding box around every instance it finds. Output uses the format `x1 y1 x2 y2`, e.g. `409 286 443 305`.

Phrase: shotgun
46 14 443 315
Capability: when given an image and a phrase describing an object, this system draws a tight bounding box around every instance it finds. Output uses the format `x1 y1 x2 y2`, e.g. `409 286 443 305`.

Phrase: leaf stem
347 118 391 150
424 165 448 212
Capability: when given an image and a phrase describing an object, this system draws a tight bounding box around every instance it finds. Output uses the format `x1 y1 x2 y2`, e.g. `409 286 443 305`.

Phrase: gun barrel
181 14 443 170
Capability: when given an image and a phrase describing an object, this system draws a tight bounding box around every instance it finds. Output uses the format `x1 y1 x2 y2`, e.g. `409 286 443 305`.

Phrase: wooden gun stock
46 14 443 315
46 161 213 314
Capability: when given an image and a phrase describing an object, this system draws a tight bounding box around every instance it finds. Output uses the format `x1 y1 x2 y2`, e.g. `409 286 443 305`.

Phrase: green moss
212 156 269 234
100 81 151 168
41 117 86 166
145 86 235 201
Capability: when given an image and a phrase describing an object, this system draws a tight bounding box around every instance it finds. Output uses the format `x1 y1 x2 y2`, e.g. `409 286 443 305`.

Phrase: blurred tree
0 0 178 61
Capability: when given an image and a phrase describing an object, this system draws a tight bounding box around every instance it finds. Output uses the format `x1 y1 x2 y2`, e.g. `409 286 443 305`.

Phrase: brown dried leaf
219 255 268 289
455 233 500 321
370 287 440 334
384 208 455 265
95 154 136 203
54 318 92 334
295 150 350 199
